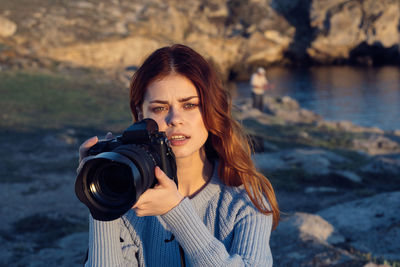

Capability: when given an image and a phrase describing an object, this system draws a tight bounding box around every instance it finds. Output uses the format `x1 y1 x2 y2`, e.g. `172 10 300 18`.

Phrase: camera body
75 118 177 221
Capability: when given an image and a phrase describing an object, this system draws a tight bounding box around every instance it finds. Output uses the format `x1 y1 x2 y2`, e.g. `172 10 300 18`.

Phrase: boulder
318 191 400 261
304 186 338 194
270 212 354 266
281 148 349 176
361 154 400 174
263 96 322 123
352 135 400 155
391 130 400 137
363 263 391 267
316 120 385 134
252 152 286 171
331 170 362 183
0 16 17 37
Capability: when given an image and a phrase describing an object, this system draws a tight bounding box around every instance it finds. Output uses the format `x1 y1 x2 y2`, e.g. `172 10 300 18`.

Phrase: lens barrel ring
112 144 158 186
75 144 159 221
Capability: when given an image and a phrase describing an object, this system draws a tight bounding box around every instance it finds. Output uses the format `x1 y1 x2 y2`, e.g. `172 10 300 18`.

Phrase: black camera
75 118 177 221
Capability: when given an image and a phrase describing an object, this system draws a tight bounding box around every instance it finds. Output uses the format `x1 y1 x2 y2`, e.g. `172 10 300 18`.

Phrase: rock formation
0 0 399 80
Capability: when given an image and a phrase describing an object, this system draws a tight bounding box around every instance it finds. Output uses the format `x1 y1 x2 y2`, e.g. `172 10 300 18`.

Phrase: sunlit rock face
0 0 399 79
308 0 400 65
0 16 17 37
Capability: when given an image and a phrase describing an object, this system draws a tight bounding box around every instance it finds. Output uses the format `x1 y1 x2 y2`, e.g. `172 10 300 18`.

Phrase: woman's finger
78 136 98 163
104 132 114 140
154 166 171 187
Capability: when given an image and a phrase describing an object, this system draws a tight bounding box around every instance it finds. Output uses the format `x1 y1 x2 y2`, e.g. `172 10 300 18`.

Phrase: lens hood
75 145 156 221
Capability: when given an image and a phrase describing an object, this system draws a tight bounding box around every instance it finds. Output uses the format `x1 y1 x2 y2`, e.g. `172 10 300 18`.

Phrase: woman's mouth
168 134 189 146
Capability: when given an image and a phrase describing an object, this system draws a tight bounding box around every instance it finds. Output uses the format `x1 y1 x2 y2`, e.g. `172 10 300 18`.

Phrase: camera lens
88 162 134 207
99 164 131 195
75 145 157 221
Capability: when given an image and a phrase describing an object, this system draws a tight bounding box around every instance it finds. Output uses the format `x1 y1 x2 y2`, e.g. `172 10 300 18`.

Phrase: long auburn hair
129 44 279 228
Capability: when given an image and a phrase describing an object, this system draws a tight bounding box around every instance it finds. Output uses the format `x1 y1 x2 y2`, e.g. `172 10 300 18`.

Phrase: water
235 66 400 131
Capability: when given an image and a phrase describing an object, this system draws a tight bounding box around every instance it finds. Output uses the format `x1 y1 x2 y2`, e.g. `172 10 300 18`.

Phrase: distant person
250 67 269 111
78 44 279 266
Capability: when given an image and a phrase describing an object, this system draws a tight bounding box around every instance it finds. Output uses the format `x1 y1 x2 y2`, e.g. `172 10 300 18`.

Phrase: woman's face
141 74 209 160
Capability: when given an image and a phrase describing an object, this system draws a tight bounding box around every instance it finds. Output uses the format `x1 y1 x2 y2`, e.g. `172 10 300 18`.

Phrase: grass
0 69 133 184
0 69 132 132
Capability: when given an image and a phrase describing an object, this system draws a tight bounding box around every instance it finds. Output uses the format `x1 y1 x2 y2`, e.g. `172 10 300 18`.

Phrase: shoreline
232 65 400 132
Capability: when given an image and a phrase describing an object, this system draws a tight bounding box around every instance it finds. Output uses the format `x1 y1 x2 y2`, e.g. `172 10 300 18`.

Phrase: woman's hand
133 166 183 216
77 132 113 173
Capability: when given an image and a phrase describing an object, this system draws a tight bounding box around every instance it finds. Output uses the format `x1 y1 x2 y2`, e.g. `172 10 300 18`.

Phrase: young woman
79 44 279 266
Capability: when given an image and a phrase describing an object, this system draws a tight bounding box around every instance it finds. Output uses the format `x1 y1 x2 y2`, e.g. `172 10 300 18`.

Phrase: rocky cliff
0 2 399 266
0 0 399 80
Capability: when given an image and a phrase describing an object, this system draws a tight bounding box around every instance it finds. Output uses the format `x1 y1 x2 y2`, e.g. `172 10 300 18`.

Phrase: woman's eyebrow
149 100 168 104
149 96 199 104
178 96 199 102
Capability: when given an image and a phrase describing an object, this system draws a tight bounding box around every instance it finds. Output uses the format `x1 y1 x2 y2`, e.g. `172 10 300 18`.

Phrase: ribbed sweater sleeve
85 215 138 267
161 197 273 266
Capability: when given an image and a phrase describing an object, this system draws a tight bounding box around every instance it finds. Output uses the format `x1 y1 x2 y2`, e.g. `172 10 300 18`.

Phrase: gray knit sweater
85 164 273 266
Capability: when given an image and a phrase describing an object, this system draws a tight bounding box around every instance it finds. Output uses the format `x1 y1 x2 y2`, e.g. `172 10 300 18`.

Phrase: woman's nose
166 108 183 126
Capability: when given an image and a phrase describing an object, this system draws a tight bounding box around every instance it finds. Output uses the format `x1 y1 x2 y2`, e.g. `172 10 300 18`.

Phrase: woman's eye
184 103 198 110
152 106 167 112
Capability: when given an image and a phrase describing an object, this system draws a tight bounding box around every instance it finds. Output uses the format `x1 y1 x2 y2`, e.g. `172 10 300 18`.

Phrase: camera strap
179 244 186 267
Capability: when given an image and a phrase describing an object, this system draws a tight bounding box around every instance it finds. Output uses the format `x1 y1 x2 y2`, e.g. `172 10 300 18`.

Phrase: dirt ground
0 130 370 267
0 130 90 266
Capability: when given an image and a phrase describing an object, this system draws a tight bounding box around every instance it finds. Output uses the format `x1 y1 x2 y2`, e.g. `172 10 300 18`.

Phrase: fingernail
155 166 161 174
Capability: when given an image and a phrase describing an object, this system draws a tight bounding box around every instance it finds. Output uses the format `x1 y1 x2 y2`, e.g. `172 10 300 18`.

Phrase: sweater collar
188 161 223 209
